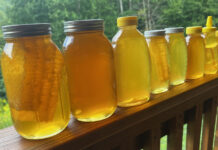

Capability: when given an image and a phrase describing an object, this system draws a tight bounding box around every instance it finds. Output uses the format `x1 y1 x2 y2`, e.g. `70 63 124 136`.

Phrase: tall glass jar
63 19 117 122
1 24 70 139
186 26 205 79
202 16 217 74
112 16 150 107
165 27 187 85
144 30 169 94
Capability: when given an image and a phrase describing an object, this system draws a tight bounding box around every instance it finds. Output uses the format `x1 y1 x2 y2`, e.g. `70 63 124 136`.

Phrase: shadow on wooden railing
0 74 218 150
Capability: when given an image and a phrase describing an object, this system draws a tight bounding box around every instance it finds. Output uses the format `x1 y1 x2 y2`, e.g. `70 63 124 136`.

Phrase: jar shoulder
2 37 61 60
112 30 147 47
186 35 204 45
63 34 113 54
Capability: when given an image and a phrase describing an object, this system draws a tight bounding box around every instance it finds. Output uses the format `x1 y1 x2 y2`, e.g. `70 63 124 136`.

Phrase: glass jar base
186 74 204 79
152 88 168 94
19 123 69 140
76 112 114 122
170 80 185 86
204 70 217 75
118 97 149 107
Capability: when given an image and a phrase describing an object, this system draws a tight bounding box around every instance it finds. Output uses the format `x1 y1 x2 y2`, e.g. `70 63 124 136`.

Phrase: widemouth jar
144 30 169 94
63 19 117 122
165 27 187 85
1 23 71 139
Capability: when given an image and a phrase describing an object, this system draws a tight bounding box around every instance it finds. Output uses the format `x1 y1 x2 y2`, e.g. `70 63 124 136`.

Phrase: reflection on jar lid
144 30 165 37
165 27 184 34
2 23 51 39
64 19 104 33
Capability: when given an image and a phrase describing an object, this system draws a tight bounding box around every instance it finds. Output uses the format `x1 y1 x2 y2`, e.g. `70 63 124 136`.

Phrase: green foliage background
0 0 217 137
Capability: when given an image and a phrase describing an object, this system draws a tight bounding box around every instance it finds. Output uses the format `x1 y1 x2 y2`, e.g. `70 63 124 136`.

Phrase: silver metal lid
144 30 165 37
64 19 104 33
165 27 184 34
2 23 51 39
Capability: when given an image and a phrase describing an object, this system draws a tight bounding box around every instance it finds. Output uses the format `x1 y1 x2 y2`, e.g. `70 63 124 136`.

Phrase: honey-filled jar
112 16 150 107
165 27 187 85
186 26 205 79
203 16 217 74
216 31 218 48
144 30 169 94
216 31 218 64
63 19 117 122
1 24 70 139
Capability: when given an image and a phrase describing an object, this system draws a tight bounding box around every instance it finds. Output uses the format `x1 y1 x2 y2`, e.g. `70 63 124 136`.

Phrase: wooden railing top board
0 74 218 150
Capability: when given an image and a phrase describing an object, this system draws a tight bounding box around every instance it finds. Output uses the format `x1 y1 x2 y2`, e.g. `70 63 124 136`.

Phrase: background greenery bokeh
0 0 217 148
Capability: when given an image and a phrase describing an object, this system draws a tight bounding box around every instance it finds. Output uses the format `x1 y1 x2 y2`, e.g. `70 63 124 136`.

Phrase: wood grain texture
0 74 218 150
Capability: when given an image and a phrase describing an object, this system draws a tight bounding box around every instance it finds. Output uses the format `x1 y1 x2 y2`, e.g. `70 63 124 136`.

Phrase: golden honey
165 27 187 85
186 26 205 79
1 24 70 139
144 30 169 94
112 16 150 107
203 16 217 74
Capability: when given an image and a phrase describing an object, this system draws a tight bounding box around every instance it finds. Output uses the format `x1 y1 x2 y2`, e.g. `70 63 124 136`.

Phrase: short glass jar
165 27 187 85
144 30 169 94
63 19 117 122
1 24 70 139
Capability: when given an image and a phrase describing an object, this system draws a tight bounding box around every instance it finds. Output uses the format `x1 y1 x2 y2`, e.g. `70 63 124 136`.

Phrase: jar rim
165 27 184 34
2 23 51 39
144 30 165 37
64 19 104 33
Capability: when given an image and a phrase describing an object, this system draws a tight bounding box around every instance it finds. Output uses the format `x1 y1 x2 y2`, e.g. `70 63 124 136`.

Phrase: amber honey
63 20 116 122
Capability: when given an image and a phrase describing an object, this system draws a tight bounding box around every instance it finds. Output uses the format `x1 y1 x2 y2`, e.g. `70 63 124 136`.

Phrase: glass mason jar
186 26 205 79
144 30 169 94
1 24 70 139
165 27 187 85
203 27 217 74
63 19 117 122
112 16 150 107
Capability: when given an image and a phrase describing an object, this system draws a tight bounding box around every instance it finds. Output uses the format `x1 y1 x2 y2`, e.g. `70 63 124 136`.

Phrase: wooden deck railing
0 74 218 150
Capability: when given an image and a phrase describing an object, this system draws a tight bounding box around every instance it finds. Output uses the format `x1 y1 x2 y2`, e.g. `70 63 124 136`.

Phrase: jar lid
165 27 184 34
117 16 138 27
144 30 165 37
203 16 217 33
2 23 51 39
186 26 202 34
64 19 104 33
